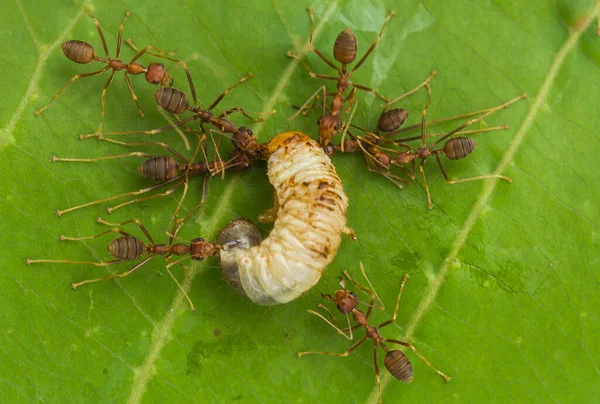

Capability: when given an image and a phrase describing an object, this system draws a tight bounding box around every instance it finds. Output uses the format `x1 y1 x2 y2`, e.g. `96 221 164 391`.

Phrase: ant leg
306 7 340 71
98 137 189 163
26 257 125 267
287 85 326 122
385 71 437 109
55 176 182 217
419 158 433 209
373 341 383 404
115 11 131 59
208 73 253 111
80 114 199 139
218 107 274 123
428 93 526 149
389 94 527 139
168 135 205 229
308 301 354 340
51 151 154 163
343 263 384 313
94 217 155 245
351 10 396 73
338 100 358 151
378 274 409 328
297 335 368 357
383 339 451 382
164 264 196 312
286 51 339 81
72 256 155 289
424 125 509 142
434 154 512 184
123 72 144 117
97 70 117 133
34 67 111 116
86 12 110 58
106 179 186 214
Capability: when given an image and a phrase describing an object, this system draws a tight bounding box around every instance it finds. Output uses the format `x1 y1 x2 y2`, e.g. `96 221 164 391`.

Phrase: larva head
267 131 312 155
217 218 263 298
317 114 341 148
333 28 358 65
146 63 173 87
384 350 413 382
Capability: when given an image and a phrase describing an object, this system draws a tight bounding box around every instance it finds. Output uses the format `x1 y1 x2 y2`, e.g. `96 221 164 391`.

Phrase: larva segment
233 132 349 305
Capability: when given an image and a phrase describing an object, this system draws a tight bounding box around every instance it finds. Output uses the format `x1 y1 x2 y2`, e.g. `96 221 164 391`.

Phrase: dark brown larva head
332 289 359 314
384 350 413 382
323 143 336 156
317 114 342 147
138 156 179 182
61 40 95 64
146 63 173 86
154 87 189 115
217 218 263 298
443 137 477 160
378 108 409 133
107 236 144 261
333 28 358 65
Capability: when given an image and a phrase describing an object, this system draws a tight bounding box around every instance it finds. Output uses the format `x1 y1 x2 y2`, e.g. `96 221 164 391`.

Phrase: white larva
219 131 353 305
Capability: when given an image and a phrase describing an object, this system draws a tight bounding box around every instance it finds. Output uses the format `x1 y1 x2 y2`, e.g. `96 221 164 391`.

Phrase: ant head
189 238 216 261
146 63 172 86
232 126 255 148
318 114 342 148
374 151 392 169
332 289 359 314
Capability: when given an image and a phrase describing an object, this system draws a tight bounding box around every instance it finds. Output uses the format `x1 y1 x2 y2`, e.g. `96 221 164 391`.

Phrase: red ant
298 263 450 403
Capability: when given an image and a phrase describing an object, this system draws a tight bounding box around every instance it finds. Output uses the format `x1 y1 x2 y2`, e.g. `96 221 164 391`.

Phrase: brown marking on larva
318 181 330 189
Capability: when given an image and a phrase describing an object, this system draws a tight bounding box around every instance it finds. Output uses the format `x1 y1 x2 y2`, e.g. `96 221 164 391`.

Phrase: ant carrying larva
287 7 397 148
50 130 248 218
25 217 228 311
298 263 451 403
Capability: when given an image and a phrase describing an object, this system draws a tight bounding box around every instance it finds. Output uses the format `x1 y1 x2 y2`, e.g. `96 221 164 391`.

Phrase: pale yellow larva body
220 132 350 305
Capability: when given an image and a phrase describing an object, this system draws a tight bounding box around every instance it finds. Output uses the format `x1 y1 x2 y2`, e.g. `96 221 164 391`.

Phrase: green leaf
1 0 598 402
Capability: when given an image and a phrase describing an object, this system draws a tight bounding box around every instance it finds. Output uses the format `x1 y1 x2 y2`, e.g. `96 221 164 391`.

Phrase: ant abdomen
378 108 409 133
333 28 358 64
137 156 180 181
107 236 144 261
61 40 95 64
442 136 477 160
384 350 414 383
154 87 189 114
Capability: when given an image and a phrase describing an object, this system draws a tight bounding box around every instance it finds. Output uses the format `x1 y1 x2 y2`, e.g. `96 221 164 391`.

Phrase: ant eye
152 80 159 85
336 305 343 313
247 129 253 136
334 124 340 131
317 118 321 125
350 292 356 298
